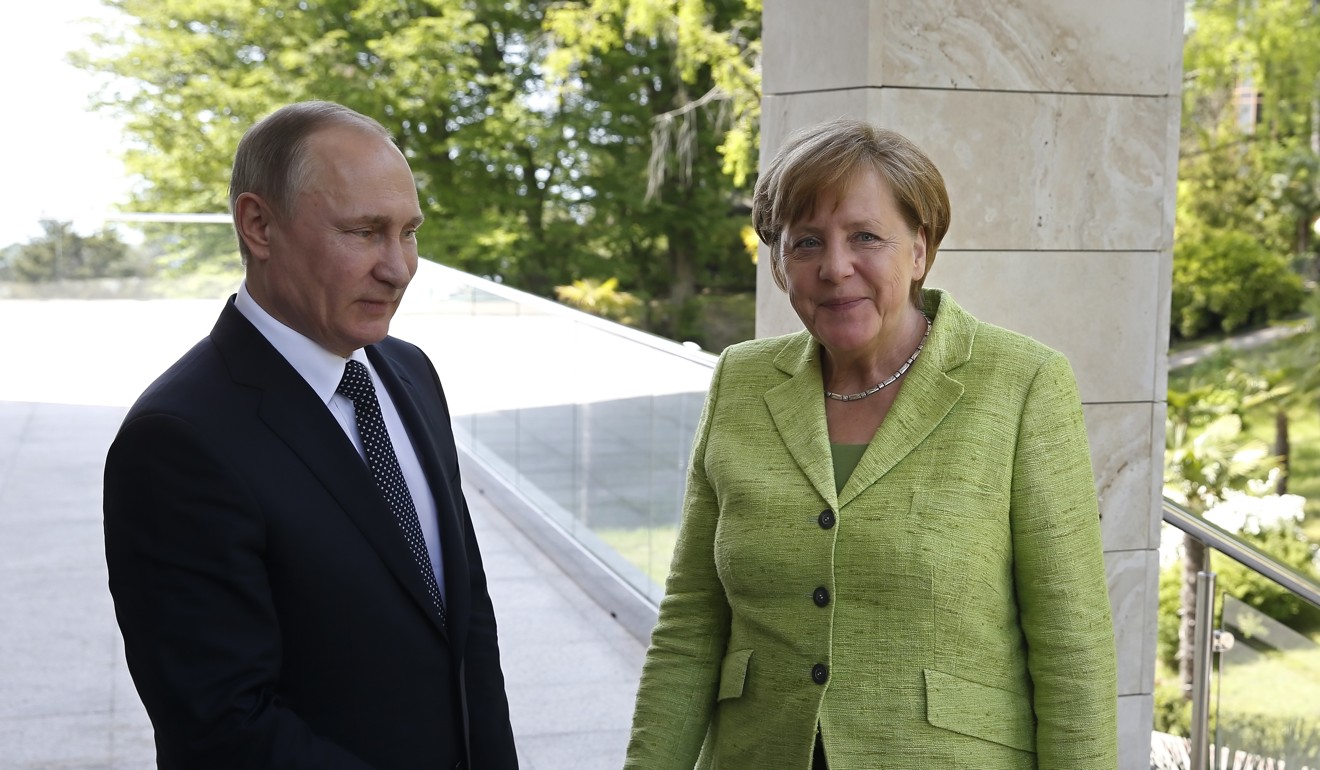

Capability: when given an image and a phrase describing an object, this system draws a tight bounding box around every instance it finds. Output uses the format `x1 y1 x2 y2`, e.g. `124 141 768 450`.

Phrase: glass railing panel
401 261 716 604
1 223 714 606
1213 593 1320 767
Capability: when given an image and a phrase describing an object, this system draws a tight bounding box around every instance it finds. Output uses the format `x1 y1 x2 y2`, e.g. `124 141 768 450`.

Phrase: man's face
254 125 424 357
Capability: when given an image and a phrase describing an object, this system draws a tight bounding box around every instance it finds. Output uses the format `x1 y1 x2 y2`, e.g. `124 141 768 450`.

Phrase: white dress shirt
234 283 446 601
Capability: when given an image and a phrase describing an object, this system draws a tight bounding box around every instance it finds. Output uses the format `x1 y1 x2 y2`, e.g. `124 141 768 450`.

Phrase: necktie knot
337 359 374 403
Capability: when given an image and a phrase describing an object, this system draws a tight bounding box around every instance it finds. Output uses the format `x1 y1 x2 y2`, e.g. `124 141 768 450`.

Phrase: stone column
757 2 1183 765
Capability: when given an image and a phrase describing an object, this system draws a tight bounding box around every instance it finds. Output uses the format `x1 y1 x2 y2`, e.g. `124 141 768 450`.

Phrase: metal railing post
1189 570 1217 770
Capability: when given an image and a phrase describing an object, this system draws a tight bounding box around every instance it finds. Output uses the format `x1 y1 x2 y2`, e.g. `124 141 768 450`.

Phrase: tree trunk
1274 408 1290 495
1179 534 1208 699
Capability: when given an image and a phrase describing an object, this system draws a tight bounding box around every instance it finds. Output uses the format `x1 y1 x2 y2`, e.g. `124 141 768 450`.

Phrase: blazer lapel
368 345 467 648
764 333 839 509
211 302 450 641
839 291 972 507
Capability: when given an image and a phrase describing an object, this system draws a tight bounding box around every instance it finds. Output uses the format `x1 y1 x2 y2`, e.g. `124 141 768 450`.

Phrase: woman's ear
912 225 928 281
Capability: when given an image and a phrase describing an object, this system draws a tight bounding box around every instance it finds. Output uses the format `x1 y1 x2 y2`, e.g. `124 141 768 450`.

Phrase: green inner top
829 443 868 493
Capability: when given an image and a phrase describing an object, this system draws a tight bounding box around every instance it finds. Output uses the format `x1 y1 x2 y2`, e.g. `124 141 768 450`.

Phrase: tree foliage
1172 227 1305 337
1176 0 1320 339
0 220 146 282
76 0 760 338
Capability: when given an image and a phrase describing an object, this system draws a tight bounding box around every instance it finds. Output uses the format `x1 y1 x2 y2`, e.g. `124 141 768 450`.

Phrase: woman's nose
818 241 854 283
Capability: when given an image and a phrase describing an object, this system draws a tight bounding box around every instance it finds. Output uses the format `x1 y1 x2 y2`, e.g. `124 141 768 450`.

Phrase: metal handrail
1163 497 1320 770
1161 496 1320 611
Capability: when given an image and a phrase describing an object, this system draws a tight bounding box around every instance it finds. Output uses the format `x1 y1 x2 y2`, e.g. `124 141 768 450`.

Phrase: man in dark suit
103 101 518 769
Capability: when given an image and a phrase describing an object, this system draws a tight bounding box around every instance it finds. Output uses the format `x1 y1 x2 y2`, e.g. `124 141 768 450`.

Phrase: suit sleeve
624 353 732 770
1009 352 1118 769
104 413 375 769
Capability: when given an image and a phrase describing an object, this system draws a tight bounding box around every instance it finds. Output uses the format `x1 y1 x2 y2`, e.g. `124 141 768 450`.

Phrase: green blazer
625 290 1117 770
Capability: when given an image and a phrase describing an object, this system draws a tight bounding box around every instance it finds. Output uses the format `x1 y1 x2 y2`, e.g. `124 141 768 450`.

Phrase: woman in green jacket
623 119 1117 769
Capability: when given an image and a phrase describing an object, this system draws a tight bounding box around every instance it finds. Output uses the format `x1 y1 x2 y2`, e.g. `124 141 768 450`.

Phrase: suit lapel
839 291 973 507
764 333 839 508
211 302 450 641
368 345 468 649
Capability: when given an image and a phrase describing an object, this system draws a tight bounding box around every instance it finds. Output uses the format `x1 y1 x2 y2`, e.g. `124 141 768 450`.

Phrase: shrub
1172 229 1305 339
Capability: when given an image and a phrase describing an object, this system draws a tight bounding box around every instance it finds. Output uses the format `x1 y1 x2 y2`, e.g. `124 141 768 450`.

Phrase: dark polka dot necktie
337 359 447 626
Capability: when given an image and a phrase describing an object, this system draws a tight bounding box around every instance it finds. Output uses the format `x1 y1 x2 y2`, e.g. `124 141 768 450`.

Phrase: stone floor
0 294 647 769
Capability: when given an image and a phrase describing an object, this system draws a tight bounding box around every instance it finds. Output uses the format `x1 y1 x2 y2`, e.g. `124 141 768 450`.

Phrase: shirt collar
234 281 368 405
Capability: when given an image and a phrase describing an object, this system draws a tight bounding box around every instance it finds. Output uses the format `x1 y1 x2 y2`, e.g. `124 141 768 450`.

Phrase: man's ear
234 192 276 262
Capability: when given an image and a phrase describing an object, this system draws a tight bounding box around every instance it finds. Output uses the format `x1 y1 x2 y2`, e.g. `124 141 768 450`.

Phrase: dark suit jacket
104 298 518 769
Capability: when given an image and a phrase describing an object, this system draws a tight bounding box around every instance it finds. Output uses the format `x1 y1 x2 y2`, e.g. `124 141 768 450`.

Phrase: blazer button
812 663 829 685
813 587 830 607
818 509 836 529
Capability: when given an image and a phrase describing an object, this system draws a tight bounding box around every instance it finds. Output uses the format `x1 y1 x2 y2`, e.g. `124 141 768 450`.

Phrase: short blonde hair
752 119 951 305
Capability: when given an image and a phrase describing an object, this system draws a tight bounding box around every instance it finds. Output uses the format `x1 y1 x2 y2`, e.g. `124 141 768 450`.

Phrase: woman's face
782 167 927 362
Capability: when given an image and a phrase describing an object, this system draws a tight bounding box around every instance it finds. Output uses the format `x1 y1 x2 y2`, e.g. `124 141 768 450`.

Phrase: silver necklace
824 316 931 402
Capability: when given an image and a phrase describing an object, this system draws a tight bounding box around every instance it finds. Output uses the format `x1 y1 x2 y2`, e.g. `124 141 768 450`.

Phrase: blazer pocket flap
717 649 753 701
924 669 1036 753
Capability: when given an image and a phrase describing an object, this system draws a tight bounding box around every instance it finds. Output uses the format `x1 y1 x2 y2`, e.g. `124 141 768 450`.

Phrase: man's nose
375 236 414 287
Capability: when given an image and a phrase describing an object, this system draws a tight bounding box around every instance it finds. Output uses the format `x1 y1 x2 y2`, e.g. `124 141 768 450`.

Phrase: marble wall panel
1118 693 1157 770
760 89 1174 253
876 89 1172 253
1085 403 1164 553
761 0 877 94
1106 549 1160 697
763 0 1183 98
926 251 1164 404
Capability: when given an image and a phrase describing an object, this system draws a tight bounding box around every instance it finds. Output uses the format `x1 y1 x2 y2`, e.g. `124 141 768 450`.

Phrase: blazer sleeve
624 354 732 770
1009 352 1118 769
104 413 375 769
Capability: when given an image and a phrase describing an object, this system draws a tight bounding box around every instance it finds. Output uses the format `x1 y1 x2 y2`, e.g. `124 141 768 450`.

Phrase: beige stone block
763 0 1184 98
761 0 878 94
882 0 1181 96
926 251 1165 404
760 89 1175 253
1107 549 1160 697
759 90 884 173
1119 693 1157 770
878 89 1173 253
1083 403 1163 553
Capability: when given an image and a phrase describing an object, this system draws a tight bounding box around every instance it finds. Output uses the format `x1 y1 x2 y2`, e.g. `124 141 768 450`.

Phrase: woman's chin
815 329 878 358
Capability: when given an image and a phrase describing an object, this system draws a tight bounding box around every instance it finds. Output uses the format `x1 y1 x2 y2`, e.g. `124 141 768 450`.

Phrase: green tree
0 220 146 282
1176 0 1320 335
76 0 760 338
542 0 760 335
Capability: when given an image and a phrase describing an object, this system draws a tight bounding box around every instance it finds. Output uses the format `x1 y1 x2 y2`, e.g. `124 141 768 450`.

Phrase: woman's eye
793 236 821 249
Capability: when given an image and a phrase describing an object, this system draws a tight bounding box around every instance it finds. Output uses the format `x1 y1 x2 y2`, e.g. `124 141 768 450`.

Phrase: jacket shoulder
717 330 811 373
968 321 1063 370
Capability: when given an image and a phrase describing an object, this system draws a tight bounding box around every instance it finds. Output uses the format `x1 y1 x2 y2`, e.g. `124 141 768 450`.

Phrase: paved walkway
1168 319 1313 369
0 296 646 769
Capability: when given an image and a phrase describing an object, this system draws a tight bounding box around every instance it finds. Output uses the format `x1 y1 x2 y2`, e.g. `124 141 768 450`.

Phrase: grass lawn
595 525 678 587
